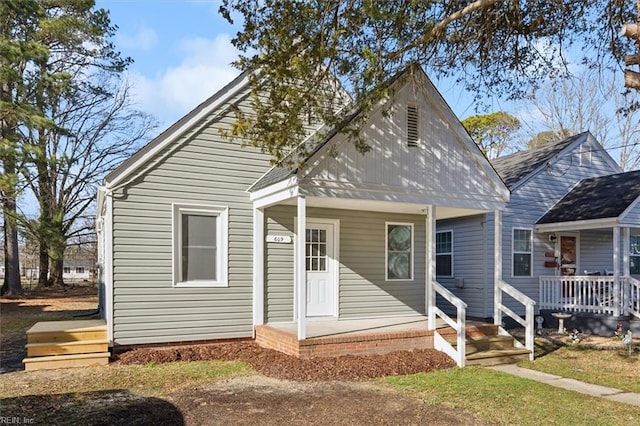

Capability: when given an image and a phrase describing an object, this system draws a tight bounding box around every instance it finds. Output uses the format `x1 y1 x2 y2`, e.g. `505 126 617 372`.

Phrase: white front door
305 222 336 317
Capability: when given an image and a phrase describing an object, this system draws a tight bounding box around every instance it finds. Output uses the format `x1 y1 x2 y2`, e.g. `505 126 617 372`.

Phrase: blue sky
97 1 246 131
97 0 486 133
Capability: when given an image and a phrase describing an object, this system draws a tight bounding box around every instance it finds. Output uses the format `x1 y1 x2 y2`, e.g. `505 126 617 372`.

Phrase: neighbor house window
578 144 592 166
172 204 228 287
407 105 419 148
63 267 71 274
76 267 85 274
436 231 453 276
513 228 532 277
386 223 413 280
631 235 640 274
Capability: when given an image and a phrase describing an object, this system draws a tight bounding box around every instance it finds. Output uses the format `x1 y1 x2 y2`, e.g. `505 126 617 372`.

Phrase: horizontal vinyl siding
436 214 488 318
264 206 426 322
112 87 274 345
499 141 619 316
580 230 613 274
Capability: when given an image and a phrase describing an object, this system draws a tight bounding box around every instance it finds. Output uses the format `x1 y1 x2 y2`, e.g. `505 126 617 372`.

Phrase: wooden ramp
23 320 110 371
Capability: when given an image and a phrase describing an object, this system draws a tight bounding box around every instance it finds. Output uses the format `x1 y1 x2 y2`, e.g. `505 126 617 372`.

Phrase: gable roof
491 132 587 189
537 170 640 225
250 64 505 196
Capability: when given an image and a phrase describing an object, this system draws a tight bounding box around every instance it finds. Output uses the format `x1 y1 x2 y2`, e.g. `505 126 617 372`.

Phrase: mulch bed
116 342 456 381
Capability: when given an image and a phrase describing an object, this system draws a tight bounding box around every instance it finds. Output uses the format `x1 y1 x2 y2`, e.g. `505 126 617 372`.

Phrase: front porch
539 275 640 316
254 316 528 364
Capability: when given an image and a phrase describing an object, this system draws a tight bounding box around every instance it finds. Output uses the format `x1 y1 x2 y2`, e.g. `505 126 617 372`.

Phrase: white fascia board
534 217 618 233
105 74 250 189
250 177 299 209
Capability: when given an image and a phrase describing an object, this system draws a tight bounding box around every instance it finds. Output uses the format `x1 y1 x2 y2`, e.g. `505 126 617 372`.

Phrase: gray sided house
439 133 640 333
96 65 513 357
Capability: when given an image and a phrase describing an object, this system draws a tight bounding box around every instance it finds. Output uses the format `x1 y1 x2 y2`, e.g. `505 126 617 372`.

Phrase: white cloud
115 26 158 51
128 33 240 130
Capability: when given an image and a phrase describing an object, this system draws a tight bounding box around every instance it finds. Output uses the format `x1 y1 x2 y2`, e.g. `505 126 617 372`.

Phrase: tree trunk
38 241 49 287
48 256 65 288
2 195 22 295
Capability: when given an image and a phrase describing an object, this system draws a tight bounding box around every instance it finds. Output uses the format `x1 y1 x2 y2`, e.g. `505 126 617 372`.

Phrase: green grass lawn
385 367 640 426
518 343 640 393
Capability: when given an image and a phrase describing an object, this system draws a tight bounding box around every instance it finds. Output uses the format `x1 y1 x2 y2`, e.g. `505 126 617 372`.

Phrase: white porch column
252 207 264 330
623 226 630 315
426 205 436 330
613 226 621 317
296 196 307 340
493 210 503 325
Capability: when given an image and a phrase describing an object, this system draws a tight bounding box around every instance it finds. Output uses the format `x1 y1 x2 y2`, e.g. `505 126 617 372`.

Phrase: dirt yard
1 287 487 425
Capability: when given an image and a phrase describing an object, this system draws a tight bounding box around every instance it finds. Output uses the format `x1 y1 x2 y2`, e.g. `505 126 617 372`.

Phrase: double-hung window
631 235 640 274
513 228 532 277
173 204 228 287
436 231 453 277
386 223 413 280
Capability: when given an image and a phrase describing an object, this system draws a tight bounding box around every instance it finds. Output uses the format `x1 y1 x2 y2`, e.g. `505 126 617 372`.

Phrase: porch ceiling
276 195 489 219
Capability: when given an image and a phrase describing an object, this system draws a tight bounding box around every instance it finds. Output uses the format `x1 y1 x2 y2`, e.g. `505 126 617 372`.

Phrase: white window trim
172 203 229 287
385 222 414 281
436 229 454 277
512 227 533 278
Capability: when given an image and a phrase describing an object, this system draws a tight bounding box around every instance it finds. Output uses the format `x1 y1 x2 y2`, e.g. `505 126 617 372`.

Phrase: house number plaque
266 235 292 244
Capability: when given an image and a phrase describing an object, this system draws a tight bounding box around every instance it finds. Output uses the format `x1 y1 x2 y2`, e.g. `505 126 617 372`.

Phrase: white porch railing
539 276 623 315
432 280 467 367
625 276 640 319
495 280 535 360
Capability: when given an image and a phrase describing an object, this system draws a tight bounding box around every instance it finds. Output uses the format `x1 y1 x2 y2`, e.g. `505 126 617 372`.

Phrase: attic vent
407 105 419 147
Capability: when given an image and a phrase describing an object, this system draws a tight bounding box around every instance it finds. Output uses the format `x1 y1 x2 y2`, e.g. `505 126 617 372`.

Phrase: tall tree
519 69 640 170
218 0 637 164
0 0 45 295
24 77 154 287
1 0 150 290
461 112 520 159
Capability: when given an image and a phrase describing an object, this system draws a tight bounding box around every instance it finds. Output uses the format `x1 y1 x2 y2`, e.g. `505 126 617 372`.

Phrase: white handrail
496 280 535 361
432 280 467 367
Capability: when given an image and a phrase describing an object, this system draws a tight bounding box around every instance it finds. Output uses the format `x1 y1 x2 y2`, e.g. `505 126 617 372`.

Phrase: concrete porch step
23 352 110 371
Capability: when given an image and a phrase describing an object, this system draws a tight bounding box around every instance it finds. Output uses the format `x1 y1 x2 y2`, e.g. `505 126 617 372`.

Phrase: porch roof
536 170 640 231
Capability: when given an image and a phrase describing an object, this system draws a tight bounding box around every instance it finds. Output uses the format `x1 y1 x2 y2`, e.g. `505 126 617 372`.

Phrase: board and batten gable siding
111 89 275 345
498 138 620 315
435 214 489 318
264 205 426 323
301 82 505 209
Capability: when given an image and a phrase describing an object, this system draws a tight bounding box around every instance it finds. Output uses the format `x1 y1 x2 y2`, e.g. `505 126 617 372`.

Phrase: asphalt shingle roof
537 170 640 224
491 133 587 189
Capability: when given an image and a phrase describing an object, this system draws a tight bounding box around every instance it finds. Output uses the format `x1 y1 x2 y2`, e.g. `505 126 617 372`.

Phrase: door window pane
306 227 327 272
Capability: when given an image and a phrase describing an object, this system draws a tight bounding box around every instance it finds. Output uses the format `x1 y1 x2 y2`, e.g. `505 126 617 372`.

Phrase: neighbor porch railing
495 280 535 361
625 276 640 319
432 280 467 367
539 275 623 315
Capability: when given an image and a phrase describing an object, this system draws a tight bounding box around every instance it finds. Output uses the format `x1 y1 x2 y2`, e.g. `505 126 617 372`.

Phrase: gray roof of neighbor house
537 170 640 224
491 132 587 189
